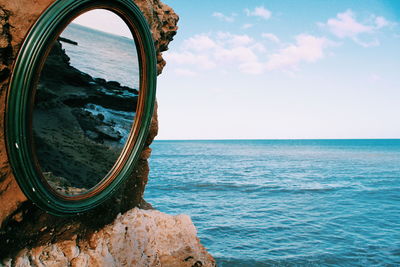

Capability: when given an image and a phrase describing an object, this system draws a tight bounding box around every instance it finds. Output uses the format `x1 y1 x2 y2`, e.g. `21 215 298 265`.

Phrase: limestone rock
3 208 216 267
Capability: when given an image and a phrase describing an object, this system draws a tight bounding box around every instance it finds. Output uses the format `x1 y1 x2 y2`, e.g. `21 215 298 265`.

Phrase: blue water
145 139 400 266
61 23 139 89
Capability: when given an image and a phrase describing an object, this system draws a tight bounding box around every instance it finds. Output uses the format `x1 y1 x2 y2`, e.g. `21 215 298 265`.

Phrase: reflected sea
59 23 138 143
61 23 139 89
145 140 400 266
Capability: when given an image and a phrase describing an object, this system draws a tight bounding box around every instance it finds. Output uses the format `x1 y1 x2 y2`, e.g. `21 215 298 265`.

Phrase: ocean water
145 140 400 266
61 23 139 89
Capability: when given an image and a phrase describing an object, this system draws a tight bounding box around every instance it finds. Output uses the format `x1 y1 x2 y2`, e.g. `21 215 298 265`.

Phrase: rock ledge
3 208 216 267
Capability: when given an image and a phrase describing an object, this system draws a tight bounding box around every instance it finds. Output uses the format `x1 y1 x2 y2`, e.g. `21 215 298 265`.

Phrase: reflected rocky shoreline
33 39 138 193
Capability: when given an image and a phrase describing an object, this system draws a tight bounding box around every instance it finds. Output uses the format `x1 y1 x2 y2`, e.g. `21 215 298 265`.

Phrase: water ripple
146 140 400 266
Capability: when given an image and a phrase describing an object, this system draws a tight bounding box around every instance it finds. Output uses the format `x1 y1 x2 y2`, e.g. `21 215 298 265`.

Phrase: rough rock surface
0 0 214 265
2 209 216 267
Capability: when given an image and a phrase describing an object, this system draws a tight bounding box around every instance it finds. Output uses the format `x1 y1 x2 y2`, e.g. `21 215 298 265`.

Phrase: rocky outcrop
0 0 215 265
2 209 215 267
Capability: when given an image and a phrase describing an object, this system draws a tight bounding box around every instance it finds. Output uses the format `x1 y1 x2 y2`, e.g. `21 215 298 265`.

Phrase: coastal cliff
0 0 215 266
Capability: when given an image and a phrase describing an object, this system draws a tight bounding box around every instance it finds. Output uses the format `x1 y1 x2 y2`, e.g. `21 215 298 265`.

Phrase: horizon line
70 22 133 40
153 138 400 141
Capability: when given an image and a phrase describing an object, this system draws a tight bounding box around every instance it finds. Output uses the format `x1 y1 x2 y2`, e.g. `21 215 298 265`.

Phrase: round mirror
6 0 156 215
34 10 139 196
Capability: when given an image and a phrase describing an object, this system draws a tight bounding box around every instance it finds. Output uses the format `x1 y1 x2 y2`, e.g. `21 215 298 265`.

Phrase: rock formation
0 0 215 266
3 209 214 267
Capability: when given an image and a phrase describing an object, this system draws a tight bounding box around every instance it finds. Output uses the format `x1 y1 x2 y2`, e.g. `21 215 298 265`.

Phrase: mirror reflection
33 10 139 195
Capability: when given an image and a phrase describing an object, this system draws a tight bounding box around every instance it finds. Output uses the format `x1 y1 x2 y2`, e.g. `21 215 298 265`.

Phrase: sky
72 9 133 38
155 0 400 140
73 1 400 140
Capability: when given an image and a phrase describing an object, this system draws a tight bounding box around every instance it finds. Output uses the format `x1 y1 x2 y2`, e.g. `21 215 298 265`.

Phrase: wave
84 103 135 143
146 140 400 265
149 181 355 194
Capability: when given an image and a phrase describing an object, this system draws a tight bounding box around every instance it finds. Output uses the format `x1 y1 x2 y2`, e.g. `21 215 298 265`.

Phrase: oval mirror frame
5 0 156 215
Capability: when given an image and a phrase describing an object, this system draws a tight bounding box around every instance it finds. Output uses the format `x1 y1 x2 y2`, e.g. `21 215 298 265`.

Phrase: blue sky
154 0 400 139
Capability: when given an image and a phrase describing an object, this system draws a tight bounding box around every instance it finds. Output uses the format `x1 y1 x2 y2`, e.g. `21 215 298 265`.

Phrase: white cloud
324 10 373 38
217 32 254 46
319 9 392 47
245 6 272 20
182 34 217 51
262 33 280 43
165 32 266 75
216 46 257 63
216 46 263 74
375 16 390 28
166 31 335 75
241 23 254 29
164 51 216 70
251 43 267 53
212 12 235 23
266 34 335 71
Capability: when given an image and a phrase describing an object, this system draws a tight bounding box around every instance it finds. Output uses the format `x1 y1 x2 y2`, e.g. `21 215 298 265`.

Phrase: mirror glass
32 9 139 195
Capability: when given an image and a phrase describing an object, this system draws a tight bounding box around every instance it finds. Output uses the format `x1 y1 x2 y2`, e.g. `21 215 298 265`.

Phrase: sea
54 24 400 266
145 140 400 266
59 23 139 143
61 23 139 89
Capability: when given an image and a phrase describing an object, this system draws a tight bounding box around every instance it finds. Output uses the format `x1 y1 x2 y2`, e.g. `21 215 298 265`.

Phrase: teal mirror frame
5 0 156 215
